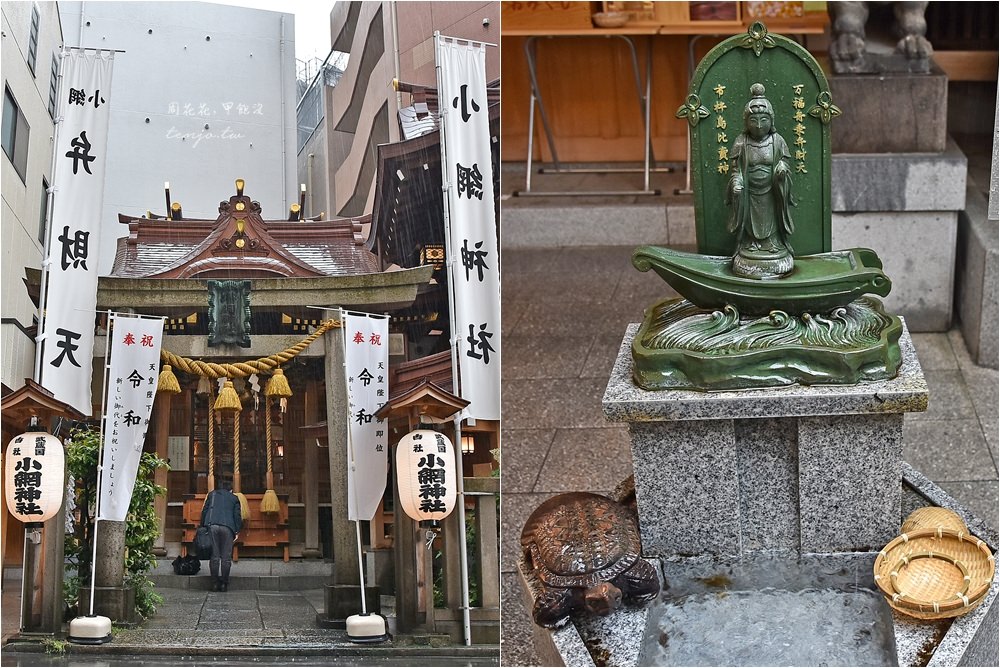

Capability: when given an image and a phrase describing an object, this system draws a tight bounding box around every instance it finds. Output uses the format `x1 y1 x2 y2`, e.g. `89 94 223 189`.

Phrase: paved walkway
499 241 998 666
1 577 498 663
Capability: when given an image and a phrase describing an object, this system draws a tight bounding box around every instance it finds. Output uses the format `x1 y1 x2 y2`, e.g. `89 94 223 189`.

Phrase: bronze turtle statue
521 492 660 628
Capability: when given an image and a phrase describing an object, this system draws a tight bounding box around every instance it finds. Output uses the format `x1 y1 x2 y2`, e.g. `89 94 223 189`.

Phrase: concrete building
58 1 297 274
1 1 64 394
298 1 499 220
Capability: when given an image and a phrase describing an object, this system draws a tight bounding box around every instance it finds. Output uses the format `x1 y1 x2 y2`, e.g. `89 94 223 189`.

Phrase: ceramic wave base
632 296 902 391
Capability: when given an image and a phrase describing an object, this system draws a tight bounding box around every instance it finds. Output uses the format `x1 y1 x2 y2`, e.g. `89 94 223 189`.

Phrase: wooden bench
182 493 290 562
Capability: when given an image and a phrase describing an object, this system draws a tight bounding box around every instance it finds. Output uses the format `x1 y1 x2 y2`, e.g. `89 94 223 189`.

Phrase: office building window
38 177 49 244
27 5 40 75
48 52 58 118
2 85 30 182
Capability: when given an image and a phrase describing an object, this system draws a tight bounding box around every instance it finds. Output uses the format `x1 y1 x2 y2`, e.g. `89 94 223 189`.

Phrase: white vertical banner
342 310 390 521
437 35 500 421
97 314 163 521
39 49 116 415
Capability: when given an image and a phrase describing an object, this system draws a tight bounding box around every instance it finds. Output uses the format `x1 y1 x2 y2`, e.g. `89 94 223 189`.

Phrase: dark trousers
208 524 235 583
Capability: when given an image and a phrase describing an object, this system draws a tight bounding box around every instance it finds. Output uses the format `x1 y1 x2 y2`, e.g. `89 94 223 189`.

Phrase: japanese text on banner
39 49 116 416
98 315 163 521
343 312 389 521
437 36 500 421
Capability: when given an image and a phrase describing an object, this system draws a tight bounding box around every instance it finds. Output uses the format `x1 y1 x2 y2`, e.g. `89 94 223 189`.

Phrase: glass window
47 52 58 118
2 85 30 182
27 5 40 76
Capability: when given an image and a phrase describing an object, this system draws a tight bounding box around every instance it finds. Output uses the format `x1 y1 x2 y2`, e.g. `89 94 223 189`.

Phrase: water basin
637 553 897 667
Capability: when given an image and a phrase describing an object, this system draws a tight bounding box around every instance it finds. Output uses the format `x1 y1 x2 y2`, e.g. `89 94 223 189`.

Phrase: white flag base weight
68 614 112 644
346 613 389 643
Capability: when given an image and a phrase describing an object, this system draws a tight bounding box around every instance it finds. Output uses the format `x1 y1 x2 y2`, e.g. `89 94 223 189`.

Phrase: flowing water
637 553 898 667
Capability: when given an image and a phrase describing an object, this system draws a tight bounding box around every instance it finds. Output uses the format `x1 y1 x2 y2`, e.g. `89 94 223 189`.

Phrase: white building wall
58 1 297 274
1 2 63 392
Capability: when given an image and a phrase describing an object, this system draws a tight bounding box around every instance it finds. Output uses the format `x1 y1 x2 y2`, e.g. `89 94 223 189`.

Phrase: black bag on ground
194 525 213 559
172 554 202 575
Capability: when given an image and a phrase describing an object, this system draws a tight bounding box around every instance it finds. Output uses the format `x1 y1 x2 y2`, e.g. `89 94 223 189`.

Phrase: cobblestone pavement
499 243 998 667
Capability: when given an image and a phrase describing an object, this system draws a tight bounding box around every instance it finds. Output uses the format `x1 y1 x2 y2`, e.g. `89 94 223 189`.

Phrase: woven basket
901 507 968 535
874 527 996 620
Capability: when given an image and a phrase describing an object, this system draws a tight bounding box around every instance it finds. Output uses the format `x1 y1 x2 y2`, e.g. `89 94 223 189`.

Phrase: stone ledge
956 176 999 368
603 322 928 423
831 137 967 212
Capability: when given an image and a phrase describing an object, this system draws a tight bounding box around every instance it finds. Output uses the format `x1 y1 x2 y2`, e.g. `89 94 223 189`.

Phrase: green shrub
64 427 167 620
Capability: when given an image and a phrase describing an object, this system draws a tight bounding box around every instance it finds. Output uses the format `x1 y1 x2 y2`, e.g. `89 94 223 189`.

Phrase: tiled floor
499 245 999 667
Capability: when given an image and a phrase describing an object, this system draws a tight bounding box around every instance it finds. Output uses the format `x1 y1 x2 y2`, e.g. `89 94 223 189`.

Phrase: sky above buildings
205 0 333 62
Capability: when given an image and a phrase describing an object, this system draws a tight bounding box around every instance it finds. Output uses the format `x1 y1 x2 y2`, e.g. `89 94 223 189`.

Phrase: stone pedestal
603 322 928 557
316 584 381 629
829 65 948 153
832 139 967 332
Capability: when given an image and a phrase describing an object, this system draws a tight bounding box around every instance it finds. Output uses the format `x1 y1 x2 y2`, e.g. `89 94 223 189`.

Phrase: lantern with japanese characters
395 429 457 523
4 422 65 525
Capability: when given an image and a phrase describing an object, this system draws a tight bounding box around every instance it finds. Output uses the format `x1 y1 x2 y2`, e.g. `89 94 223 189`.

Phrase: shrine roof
109 184 380 279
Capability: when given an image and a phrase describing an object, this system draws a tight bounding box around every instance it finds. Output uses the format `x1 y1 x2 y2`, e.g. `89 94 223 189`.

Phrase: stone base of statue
605 321 928 556
631 296 902 391
829 62 947 154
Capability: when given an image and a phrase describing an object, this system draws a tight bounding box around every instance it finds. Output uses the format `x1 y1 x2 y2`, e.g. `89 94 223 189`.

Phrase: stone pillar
474 486 500 609
84 519 135 623
319 326 378 628
302 380 321 558
324 326 355 584
604 323 928 558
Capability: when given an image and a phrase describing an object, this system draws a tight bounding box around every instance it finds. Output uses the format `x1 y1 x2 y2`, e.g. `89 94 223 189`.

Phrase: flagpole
339 307 369 614
33 49 72 385
89 310 115 615
435 31 473 647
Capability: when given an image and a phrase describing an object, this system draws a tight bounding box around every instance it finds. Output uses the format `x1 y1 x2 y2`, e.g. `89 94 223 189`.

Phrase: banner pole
33 50 72 385
435 31 474 647
88 310 114 616
339 307 367 613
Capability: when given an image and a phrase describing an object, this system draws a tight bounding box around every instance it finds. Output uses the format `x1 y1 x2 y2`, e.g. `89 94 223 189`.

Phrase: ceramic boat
632 246 892 316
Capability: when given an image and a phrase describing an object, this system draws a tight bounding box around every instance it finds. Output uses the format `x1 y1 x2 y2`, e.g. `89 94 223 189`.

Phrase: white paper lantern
395 429 457 522
4 426 65 524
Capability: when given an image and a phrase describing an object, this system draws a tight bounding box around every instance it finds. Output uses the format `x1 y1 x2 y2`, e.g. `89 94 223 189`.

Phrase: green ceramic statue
727 83 796 279
630 22 903 392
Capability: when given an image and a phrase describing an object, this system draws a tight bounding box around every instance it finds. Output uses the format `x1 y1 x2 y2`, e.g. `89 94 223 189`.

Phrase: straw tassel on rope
157 364 181 394
261 368 292 514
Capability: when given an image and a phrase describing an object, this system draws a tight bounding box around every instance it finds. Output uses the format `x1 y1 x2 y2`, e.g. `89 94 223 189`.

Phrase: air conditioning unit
389 333 405 357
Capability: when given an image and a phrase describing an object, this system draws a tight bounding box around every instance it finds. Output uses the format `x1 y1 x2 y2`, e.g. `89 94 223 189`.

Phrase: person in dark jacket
200 479 243 592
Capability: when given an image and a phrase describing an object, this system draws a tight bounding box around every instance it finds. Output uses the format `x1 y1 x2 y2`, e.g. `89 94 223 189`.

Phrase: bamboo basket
874 527 996 620
901 507 968 535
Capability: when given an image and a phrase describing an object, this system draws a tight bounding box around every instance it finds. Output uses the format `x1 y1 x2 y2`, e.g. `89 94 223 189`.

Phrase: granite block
629 420 740 556
502 204 668 249
603 323 928 424
956 592 999 667
956 177 999 368
735 418 800 552
831 137 967 212
832 210 957 332
797 414 903 553
829 66 947 153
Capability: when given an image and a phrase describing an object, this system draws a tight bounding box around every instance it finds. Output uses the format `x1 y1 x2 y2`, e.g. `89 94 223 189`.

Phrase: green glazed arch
680 22 839 257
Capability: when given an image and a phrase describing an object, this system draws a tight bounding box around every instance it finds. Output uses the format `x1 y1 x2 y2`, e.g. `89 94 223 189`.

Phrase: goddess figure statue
726 83 796 279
